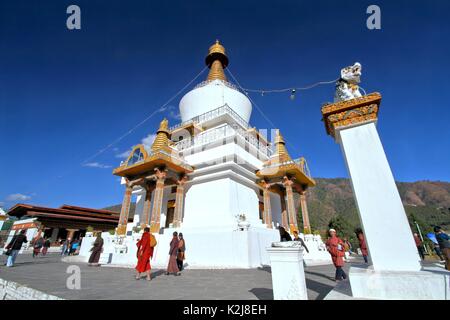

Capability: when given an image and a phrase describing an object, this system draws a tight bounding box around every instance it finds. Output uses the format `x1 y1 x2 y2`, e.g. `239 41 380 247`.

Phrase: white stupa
78 41 329 268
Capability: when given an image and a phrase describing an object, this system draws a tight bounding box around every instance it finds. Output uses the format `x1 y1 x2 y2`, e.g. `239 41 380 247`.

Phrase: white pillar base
349 265 450 300
266 243 308 300
302 234 333 266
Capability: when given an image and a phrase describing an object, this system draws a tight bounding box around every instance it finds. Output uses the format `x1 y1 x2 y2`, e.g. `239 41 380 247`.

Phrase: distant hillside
307 178 450 236
103 203 136 218
103 179 450 237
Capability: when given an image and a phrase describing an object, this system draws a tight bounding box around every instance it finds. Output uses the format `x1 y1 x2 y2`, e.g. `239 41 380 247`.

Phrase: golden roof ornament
274 130 291 163
151 118 170 152
205 40 229 81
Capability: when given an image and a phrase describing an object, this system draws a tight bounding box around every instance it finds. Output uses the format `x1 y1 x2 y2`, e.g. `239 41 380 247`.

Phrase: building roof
6 203 131 228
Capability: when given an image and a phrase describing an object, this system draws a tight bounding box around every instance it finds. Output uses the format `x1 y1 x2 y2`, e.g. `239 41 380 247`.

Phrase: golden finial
205 40 229 81
158 118 169 132
274 130 291 162
151 118 170 152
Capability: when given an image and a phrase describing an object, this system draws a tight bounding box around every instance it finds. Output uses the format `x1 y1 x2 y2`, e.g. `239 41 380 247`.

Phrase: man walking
292 230 309 253
357 230 369 263
413 233 425 260
5 230 28 267
434 226 450 271
326 228 347 281
61 238 70 256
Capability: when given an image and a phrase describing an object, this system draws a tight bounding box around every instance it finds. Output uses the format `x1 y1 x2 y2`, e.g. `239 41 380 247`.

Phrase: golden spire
205 40 229 81
274 130 291 162
151 118 170 152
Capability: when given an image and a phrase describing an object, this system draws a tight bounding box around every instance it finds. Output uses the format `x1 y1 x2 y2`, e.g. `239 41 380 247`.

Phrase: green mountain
306 178 450 240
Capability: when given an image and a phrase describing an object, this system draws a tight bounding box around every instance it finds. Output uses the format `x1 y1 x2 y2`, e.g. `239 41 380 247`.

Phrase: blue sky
0 0 449 210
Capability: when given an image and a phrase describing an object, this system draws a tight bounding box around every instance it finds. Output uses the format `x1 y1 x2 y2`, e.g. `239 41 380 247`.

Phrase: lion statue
334 62 362 102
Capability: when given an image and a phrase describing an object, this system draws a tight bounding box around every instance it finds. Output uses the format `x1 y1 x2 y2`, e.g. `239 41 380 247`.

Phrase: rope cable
240 78 340 94
81 66 208 165
226 67 302 154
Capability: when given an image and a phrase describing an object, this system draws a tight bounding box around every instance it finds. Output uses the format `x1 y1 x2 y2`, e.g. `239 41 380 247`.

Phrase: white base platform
301 234 333 266
349 265 450 300
78 227 279 269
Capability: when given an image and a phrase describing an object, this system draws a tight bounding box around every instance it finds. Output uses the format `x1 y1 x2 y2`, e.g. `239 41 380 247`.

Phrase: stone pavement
0 253 356 300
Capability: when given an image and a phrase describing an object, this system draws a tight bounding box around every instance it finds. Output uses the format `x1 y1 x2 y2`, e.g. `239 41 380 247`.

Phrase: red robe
326 236 345 267
135 232 154 273
167 237 180 274
358 234 368 256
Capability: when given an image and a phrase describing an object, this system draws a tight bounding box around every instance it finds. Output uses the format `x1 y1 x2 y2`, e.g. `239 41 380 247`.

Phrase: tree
328 215 354 240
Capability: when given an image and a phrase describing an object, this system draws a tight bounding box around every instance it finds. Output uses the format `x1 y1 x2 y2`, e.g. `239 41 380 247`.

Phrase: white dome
179 80 252 123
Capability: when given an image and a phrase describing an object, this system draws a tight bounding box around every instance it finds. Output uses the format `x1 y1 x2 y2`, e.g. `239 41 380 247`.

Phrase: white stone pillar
266 243 308 300
337 122 421 271
322 93 420 272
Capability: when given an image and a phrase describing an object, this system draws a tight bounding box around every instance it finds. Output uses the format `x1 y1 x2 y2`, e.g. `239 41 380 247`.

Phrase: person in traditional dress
177 233 186 271
166 231 180 276
42 237 51 256
292 230 309 253
326 228 347 281
5 229 28 267
278 227 292 242
413 233 425 260
61 238 70 256
32 235 44 258
434 226 450 271
135 227 155 280
357 230 369 263
88 233 104 267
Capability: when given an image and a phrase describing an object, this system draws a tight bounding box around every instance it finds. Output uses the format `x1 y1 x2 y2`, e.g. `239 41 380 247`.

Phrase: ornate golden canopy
256 130 315 189
113 119 193 177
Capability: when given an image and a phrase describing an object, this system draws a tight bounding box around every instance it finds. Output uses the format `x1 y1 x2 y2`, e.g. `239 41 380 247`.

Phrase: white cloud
115 150 131 159
169 110 181 120
115 134 156 159
141 134 156 153
6 193 32 202
82 162 112 169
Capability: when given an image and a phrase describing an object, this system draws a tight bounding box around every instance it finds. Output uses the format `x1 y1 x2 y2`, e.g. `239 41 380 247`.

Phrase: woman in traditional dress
135 227 154 280
166 231 180 276
176 233 186 272
42 237 51 256
88 233 104 266
326 228 347 281
32 235 44 258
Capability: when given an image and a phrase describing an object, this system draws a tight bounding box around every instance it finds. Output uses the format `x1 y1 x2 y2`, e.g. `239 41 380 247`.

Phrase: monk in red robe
135 227 154 281
166 231 180 276
326 228 347 281
357 231 369 263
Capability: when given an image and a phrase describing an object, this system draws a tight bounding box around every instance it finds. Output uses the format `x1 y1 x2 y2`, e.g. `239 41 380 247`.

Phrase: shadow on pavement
257 266 271 273
304 270 335 282
249 288 273 300
305 278 334 300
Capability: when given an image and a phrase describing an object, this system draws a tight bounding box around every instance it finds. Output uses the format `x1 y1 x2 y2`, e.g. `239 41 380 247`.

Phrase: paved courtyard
0 253 360 300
